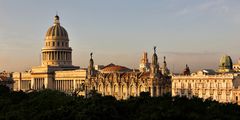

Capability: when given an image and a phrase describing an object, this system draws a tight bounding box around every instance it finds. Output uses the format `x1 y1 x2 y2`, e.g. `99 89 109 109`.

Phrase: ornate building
85 47 171 99
12 15 171 99
233 58 240 72
172 55 240 105
139 52 150 72
13 15 84 93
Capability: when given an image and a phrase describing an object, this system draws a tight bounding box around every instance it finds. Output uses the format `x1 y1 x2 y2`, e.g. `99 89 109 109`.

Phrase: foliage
0 85 240 120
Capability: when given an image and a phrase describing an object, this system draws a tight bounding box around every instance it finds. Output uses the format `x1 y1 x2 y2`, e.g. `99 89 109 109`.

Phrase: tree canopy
0 85 240 120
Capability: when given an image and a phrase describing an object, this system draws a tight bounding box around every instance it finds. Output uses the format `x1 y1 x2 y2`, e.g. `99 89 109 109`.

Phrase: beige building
172 55 240 105
12 15 171 99
13 15 85 94
86 47 171 99
233 58 240 72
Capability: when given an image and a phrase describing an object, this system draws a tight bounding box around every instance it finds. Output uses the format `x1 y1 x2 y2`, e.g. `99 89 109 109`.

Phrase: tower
139 52 150 72
41 15 72 67
150 46 160 78
88 53 96 78
161 56 170 76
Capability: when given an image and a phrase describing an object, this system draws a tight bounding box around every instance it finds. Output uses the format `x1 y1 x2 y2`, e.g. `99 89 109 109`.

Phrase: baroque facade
86 48 171 99
12 15 171 99
172 55 240 105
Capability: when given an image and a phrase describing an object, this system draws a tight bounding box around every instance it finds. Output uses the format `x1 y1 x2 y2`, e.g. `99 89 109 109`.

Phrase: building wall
12 69 87 95
172 72 240 104
86 73 171 100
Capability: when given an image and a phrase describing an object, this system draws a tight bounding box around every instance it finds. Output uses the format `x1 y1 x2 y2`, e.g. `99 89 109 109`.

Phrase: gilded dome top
219 55 233 69
45 15 68 39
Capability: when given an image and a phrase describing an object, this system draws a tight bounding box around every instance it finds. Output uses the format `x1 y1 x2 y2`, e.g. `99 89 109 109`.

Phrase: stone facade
12 15 171 99
85 49 171 99
172 70 240 105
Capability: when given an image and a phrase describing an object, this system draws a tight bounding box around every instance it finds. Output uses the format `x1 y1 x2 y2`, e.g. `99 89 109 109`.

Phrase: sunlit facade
172 55 240 105
12 15 171 99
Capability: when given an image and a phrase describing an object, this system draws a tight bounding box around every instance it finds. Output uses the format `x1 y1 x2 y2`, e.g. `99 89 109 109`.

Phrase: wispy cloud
176 0 230 16
162 51 221 56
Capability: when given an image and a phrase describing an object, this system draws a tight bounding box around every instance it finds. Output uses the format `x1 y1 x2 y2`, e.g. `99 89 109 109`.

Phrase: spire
163 56 167 68
163 56 166 65
150 46 160 78
89 52 94 68
161 56 170 76
154 46 156 54
88 52 95 77
152 46 158 65
183 64 191 75
139 52 150 72
90 52 93 59
54 14 60 25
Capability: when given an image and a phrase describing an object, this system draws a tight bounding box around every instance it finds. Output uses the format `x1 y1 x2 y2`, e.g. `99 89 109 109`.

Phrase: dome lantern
54 15 60 25
41 15 72 67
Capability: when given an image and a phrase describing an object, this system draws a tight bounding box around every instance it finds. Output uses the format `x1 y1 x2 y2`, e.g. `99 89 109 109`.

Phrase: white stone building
172 55 240 105
12 15 171 99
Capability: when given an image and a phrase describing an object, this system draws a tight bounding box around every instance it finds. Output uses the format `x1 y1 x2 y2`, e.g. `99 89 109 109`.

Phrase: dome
45 15 68 39
219 55 233 70
101 63 131 73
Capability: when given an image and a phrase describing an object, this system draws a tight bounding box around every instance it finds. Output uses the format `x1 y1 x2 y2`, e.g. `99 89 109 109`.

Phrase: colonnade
95 83 170 99
42 51 71 61
33 78 44 90
55 80 74 92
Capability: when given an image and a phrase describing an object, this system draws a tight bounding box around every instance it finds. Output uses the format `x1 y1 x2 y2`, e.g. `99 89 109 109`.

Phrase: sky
0 0 240 73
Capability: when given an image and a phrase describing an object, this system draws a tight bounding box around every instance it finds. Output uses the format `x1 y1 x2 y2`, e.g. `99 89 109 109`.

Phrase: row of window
173 82 231 89
175 79 230 83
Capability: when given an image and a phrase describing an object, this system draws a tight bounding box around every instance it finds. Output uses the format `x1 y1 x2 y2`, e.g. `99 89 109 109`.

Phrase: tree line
0 85 240 120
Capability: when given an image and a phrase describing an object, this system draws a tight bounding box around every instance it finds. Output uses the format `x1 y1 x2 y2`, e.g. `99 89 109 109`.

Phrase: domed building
218 55 233 73
13 15 83 92
42 15 73 67
12 15 171 100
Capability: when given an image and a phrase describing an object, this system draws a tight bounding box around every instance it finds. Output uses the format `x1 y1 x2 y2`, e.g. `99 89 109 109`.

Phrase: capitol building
12 15 171 99
11 15 240 105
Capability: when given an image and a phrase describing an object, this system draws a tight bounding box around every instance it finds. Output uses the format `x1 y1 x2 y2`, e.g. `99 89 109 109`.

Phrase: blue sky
0 0 240 73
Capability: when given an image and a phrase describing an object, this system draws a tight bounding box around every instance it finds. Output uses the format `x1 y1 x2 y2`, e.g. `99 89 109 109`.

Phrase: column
64 52 66 60
156 85 159 97
127 84 129 98
61 81 62 91
110 84 113 96
57 81 60 90
151 86 154 97
60 51 61 61
36 79 39 90
48 52 50 60
73 80 76 90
